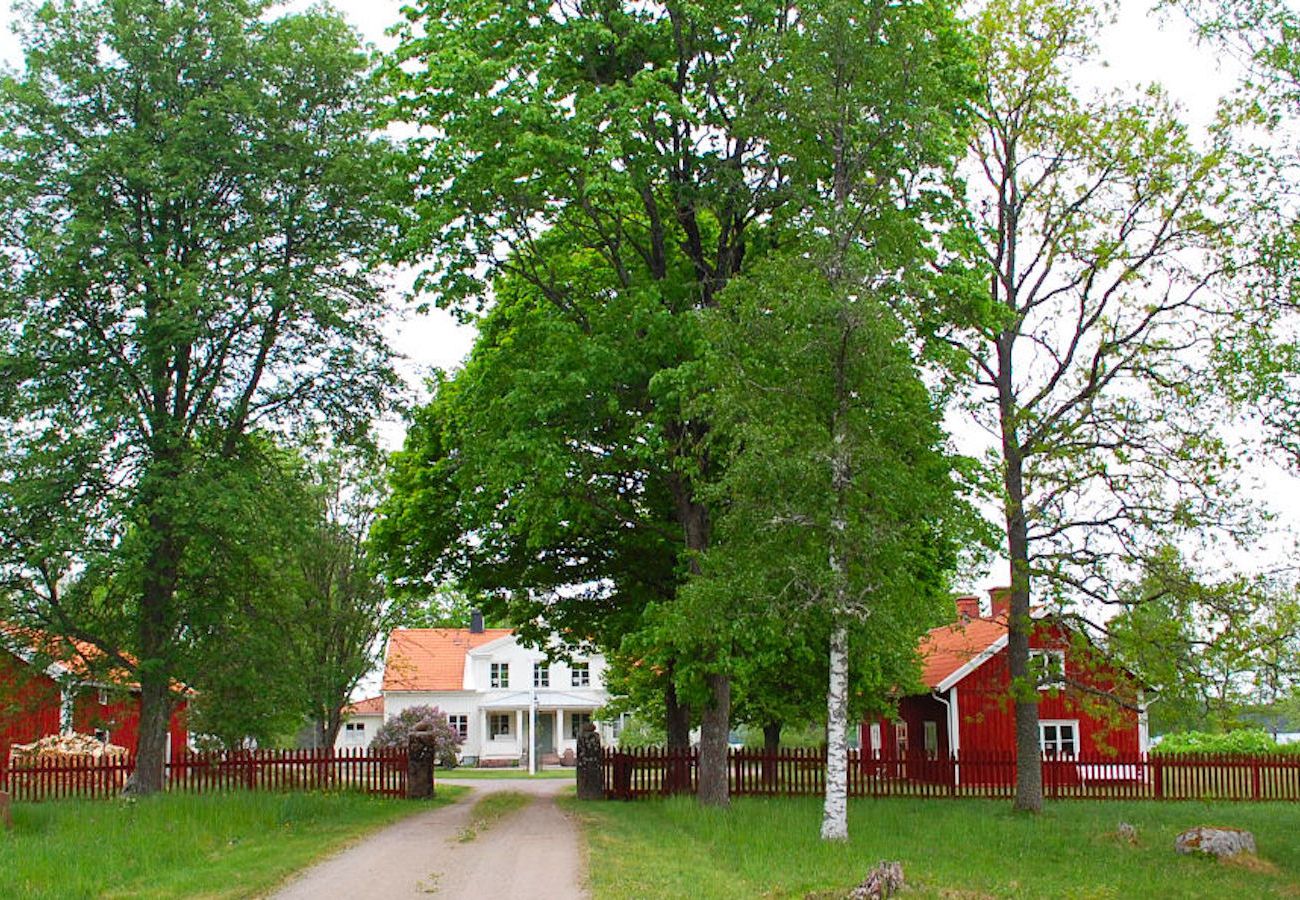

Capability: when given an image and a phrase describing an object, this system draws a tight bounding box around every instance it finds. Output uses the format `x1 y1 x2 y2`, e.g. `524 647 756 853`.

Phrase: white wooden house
379 617 613 766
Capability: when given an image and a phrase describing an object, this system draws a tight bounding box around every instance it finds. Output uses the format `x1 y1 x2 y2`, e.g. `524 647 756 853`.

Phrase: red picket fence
1 747 409 803
603 747 1300 802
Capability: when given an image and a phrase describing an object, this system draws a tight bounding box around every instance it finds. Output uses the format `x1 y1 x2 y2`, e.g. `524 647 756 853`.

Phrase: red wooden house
864 589 1148 786
0 630 188 763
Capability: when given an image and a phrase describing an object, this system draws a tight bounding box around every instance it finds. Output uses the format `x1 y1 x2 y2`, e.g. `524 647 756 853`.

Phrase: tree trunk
821 618 849 841
125 676 172 796
665 680 691 751
998 345 1042 813
669 477 730 807
697 672 731 807
761 721 781 788
125 464 181 797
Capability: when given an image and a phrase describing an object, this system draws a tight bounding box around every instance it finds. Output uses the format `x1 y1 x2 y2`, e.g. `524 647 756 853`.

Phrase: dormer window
490 662 509 688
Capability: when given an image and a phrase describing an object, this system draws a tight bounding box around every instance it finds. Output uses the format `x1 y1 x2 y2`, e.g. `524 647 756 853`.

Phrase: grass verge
0 787 467 899
565 795 1300 898
440 768 575 780
457 790 532 842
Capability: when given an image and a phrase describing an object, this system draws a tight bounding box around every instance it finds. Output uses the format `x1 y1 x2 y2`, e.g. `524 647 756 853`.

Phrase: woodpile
8 732 129 765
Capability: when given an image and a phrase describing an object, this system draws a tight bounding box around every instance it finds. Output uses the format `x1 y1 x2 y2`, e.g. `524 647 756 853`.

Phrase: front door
535 711 555 758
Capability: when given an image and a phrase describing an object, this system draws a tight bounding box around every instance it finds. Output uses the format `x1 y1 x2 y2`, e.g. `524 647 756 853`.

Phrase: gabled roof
919 615 1009 693
1 624 133 687
382 628 514 692
342 695 384 717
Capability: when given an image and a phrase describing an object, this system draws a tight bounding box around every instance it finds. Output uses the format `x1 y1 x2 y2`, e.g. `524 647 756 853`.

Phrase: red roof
382 628 514 692
2 624 135 686
918 615 1008 689
342 696 384 717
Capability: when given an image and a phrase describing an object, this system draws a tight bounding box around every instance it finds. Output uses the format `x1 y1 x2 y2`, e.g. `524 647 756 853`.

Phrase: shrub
617 717 666 749
370 705 462 767
1151 729 1300 756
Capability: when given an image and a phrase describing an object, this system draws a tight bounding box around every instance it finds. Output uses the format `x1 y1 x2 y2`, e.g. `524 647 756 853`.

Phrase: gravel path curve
271 778 587 900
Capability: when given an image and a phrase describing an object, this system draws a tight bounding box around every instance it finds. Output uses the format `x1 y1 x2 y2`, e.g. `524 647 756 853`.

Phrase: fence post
1153 755 1164 800
1252 757 1262 801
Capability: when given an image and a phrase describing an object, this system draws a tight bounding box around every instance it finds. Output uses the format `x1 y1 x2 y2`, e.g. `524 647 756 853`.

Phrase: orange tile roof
918 615 1008 689
382 628 514 692
2 624 135 685
342 696 384 716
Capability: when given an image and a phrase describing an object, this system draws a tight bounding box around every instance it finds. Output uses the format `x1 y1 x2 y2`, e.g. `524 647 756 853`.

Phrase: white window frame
93 728 109 743
97 688 109 706
448 714 468 741
1039 719 1079 758
895 721 909 753
1029 649 1066 690
490 713 512 738
923 720 939 757
534 662 549 688
345 722 365 733
490 662 509 689
571 662 590 688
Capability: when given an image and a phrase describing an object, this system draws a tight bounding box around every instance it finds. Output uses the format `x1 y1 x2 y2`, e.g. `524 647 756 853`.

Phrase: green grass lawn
566 795 1300 898
0 787 467 899
439 767 575 780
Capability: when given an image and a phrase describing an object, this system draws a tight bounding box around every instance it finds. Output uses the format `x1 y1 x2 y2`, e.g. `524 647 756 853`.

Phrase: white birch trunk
821 616 850 841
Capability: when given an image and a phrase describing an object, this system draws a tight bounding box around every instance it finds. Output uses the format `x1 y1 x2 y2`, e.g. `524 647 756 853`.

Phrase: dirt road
271 778 587 900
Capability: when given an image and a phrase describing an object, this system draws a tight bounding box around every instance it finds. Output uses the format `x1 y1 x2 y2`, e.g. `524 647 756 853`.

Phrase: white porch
475 690 601 767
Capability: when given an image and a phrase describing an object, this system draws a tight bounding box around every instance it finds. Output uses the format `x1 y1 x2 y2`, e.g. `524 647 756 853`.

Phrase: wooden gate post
407 721 438 800
576 722 603 800
0 790 10 830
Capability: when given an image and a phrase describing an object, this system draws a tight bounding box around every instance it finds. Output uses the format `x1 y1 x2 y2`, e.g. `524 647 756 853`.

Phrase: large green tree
949 0 1242 812
0 0 399 793
389 0 973 807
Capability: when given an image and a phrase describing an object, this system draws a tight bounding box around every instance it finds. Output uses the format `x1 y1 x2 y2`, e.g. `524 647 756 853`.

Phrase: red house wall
0 651 62 764
956 624 1140 758
1 650 189 762
862 621 1141 785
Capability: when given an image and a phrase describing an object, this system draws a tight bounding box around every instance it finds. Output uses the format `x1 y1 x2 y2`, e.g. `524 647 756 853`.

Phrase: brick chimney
470 609 484 634
955 595 982 621
988 587 1011 620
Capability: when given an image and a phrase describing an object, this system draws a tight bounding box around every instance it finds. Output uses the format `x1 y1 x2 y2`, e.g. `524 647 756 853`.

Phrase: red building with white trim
864 589 1147 784
0 631 188 763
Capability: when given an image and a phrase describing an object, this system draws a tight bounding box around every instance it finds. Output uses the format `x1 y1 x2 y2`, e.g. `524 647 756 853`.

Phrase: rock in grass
1116 821 1137 844
1175 826 1256 858
848 861 904 899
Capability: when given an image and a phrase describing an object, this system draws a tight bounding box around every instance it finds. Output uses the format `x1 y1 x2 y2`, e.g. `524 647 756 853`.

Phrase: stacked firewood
8 732 129 764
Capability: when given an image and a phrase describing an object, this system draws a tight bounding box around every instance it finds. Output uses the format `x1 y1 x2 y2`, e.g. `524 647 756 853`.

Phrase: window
490 713 512 738
534 662 549 688
570 712 592 739
97 688 108 706
923 720 939 757
895 721 909 754
1029 649 1066 690
1040 720 1078 757
93 728 109 743
571 662 590 687
490 662 509 689
345 722 366 733
447 714 468 741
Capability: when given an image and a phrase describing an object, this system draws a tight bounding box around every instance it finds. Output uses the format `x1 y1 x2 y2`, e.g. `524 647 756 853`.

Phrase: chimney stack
470 609 484 634
955 595 981 622
988 587 1011 620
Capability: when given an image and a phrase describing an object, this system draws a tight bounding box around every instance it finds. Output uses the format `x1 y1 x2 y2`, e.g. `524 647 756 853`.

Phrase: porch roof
478 689 606 710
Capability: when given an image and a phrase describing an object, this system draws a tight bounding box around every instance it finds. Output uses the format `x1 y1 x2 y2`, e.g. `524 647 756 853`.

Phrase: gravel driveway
272 778 587 899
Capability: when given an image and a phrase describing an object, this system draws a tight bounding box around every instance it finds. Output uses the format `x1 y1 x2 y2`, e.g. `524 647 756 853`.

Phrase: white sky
1 0 1297 601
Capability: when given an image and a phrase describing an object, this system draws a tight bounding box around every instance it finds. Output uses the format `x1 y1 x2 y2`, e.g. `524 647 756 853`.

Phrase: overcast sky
1 0 1295 596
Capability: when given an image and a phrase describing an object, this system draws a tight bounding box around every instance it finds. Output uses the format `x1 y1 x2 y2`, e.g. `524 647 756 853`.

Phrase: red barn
0 630 188 764
864 589 1148 785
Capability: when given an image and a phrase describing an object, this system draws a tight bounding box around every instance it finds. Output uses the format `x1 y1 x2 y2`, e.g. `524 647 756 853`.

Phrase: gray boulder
1175 826 1256 858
